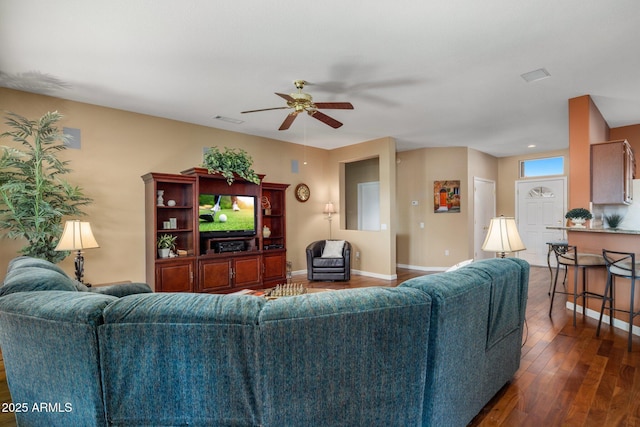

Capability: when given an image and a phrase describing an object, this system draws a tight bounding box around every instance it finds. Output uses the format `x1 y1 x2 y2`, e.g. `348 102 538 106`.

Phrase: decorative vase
569 218 587 228
157 190 165 206
263 226 271 238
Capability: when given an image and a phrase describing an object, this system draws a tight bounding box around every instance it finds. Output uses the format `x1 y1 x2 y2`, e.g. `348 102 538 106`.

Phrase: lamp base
73 250 91 287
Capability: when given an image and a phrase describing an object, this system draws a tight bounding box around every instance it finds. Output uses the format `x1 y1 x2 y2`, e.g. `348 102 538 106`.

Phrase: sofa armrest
89 282 152 297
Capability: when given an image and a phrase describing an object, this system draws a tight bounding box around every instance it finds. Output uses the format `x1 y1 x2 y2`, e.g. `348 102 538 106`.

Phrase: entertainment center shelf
142 168 289 293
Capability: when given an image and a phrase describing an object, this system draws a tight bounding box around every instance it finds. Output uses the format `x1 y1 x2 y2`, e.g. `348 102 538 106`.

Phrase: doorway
516 178 567 266
474 178 496 260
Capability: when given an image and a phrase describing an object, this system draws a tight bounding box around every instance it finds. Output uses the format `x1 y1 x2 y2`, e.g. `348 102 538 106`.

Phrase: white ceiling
1 0 640 157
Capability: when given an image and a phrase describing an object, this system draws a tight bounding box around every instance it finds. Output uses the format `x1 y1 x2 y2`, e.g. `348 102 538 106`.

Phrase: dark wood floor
0 265 638 426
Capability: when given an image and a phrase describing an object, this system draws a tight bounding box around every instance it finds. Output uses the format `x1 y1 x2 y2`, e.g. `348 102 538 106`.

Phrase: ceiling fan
241 80 354 130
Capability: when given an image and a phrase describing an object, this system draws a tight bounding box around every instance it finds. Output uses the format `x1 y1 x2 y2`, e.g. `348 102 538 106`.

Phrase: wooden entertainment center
142 167 289 293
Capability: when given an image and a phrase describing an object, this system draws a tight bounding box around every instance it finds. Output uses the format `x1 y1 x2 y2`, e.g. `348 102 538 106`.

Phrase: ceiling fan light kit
241 80 353 130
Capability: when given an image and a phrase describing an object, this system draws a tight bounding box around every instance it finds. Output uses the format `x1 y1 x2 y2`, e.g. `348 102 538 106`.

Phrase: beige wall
330 137 397 278
0 87 574 282
396 146 472 268
0 88 343 281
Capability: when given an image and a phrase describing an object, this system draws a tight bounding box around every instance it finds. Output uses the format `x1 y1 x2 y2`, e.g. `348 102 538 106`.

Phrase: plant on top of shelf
202 146 260 185
157 233 177 258
157 234 177 249
0 111 92 263
565 208 593 220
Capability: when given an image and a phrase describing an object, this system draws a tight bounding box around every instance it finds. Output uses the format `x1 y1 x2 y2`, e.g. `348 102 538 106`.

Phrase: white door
516 178 567 266
474 178 496 260
357 181 380 231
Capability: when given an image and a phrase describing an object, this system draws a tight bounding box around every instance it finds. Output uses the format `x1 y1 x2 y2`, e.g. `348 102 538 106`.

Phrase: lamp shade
481 216 525 257
55 220 99 251
323 202 336 214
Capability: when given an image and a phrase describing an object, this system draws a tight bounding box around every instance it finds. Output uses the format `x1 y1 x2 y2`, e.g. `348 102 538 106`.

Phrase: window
520 156 564 178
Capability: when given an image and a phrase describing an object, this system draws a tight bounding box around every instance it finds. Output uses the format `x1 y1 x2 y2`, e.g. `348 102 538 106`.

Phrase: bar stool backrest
602 249 636 278
552 244 577 266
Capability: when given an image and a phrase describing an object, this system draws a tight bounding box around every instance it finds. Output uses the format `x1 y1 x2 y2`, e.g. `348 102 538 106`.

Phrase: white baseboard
292 269 397 281
396 263 447 272
293 264 447 281
567 302 640 337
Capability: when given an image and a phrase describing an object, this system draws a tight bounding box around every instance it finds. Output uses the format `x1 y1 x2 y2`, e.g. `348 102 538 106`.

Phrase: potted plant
0 111 92 263
604 213 623 229
202 146 260 185
157 234 177 258
565 208 593 228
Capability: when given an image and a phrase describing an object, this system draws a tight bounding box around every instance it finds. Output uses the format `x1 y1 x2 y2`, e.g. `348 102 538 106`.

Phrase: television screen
198 194 257 236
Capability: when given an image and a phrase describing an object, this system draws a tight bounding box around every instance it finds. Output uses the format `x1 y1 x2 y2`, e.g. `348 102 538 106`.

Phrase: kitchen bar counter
547 226 640 235
546 225 640 333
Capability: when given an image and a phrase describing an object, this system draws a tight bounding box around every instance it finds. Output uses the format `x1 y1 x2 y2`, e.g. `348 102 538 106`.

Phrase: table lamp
55 220 100 284
481 216 526 258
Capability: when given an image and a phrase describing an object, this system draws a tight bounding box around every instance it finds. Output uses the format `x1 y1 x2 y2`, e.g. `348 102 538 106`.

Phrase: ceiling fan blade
279 112 298 130
275 93 295 102
241 106 289 114
313 102 354 110
308 110 343 129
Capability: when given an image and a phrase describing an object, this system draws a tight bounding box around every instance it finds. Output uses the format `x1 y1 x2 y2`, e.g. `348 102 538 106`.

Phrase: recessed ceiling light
213 115 244 124
521 68 551 83
528 144 537 148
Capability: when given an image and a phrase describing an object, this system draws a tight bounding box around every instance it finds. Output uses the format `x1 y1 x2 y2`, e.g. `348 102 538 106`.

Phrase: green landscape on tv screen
198 195 255 232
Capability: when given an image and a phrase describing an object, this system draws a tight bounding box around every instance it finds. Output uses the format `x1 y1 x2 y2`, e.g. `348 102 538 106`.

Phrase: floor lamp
481 216 526 258
55 220 100 285
324 202 336 239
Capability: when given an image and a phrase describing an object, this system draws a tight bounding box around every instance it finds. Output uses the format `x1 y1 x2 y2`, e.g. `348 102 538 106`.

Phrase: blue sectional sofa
0 256 529 427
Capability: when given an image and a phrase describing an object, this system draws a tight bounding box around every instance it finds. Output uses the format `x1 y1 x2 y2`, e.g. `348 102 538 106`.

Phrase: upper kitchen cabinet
591 140 635 205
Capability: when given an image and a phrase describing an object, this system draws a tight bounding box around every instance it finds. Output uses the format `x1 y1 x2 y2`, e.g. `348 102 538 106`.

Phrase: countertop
546 226 640 235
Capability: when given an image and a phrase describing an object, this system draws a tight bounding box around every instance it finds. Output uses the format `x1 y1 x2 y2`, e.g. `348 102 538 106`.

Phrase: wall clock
295 183 310 202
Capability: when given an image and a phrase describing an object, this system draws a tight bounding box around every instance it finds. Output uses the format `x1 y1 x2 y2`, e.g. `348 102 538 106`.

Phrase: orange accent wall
568 95 610 211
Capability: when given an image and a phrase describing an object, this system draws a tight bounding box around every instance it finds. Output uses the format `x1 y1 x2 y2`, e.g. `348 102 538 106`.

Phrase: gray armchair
306 240 351 281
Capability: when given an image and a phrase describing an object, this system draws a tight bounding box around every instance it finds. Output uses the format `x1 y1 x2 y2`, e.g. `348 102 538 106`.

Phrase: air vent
521 68 551 83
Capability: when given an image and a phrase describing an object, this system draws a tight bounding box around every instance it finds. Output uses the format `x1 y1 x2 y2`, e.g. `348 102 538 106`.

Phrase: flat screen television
198 194 257 238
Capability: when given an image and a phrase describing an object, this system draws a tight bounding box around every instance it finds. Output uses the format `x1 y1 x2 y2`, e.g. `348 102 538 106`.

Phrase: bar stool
546 240 568 295
597 250 640 352
549 244 606 326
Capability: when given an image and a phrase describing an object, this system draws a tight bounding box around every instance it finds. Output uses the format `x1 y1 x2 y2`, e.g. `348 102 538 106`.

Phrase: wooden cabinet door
199 258 232 292
591 140 632 205
262 250 286 287
233 256 262 288
155 260 194 292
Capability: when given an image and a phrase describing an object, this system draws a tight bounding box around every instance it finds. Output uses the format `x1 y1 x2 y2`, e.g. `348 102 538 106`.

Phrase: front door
516 178 567 266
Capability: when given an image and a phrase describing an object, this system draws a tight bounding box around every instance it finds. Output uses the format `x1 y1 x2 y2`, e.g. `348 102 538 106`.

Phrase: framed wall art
434 180 460 213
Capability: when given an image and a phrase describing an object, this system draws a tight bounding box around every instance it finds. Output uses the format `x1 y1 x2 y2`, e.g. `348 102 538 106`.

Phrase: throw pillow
445 259 473 272
322 240 345 258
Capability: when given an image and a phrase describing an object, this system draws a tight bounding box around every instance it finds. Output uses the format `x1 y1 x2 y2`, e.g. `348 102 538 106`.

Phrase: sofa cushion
0 266 77 297
0 291 117 426
258 287 432 426
321 239 345 257
100 293 265 426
